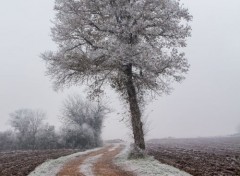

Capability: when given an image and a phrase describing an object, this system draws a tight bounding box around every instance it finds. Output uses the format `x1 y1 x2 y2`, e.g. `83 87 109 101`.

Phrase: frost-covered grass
108 143 120 152
80 154 102 176
114 143 192 176
28 143 192 176
28 147 102 176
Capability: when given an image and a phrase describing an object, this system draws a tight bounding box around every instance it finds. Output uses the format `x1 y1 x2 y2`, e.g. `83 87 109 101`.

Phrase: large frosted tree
43 0 192 150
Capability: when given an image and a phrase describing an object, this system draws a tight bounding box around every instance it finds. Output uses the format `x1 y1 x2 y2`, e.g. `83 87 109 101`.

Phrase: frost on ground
28 147 102 176
114 144 192 176
108 143 120 152
80 154 102 176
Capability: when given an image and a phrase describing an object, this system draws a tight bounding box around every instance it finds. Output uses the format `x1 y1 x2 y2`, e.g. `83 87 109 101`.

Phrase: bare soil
147 136 240 176
57 146 111 176
93 145 134 176
0 149 81 176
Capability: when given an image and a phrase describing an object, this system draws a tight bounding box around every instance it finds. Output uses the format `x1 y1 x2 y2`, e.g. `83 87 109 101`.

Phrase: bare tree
43 0 192 150
61 94 107 148
36 124 58 149
9 109 45 149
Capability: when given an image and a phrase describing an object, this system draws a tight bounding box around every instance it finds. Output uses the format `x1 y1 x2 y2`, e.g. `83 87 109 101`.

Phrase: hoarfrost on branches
43 0 192 150
43 0 192 100
60 94 108 148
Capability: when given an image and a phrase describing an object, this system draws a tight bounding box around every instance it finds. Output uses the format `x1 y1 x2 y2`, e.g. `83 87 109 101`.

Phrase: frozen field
147 136 240 176
0 149 81 176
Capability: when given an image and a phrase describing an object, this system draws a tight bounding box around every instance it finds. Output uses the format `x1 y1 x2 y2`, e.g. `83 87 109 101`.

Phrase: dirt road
57 144 135 176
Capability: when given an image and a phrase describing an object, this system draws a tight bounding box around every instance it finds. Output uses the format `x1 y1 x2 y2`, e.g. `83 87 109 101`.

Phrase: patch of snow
28 147 103 176
80 154 102 176
108 143 120 152
114 143 192 176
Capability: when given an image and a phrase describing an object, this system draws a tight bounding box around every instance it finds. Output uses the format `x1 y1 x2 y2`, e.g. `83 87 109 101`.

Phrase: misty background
0 0 239 140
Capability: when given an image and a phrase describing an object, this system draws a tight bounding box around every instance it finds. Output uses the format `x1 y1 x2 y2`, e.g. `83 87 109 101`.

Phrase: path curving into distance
57 144 135 176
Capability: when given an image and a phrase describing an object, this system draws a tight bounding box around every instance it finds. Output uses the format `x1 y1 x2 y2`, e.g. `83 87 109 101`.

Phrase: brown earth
57 146 111 176
93 145 135 176
147 136 240 176
0 149 81 176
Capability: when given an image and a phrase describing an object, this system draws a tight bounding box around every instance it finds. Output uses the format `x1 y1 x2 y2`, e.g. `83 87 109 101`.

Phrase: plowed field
0 149 81 176
147 136 240 176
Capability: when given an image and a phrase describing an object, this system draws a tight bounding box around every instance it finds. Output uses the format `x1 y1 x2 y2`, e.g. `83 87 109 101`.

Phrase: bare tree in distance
61 94 108 148
36 124 58 149
9 109 45 149
43 0 192 150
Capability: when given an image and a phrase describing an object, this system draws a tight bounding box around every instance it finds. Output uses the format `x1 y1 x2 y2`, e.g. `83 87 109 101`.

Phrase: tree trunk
123 63 145 150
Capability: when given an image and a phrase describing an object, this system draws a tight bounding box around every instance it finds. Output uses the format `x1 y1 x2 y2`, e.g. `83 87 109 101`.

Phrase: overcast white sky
0 0 240 140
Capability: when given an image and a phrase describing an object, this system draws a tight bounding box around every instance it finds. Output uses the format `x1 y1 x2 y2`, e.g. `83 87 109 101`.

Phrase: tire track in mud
80 154 103 176
93 145 135 176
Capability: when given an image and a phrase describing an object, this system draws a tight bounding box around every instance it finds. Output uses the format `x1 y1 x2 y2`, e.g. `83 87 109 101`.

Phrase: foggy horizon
1 0 240 140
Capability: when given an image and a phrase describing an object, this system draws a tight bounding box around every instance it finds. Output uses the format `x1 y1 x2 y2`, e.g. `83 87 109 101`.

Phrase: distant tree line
0 95 107 151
